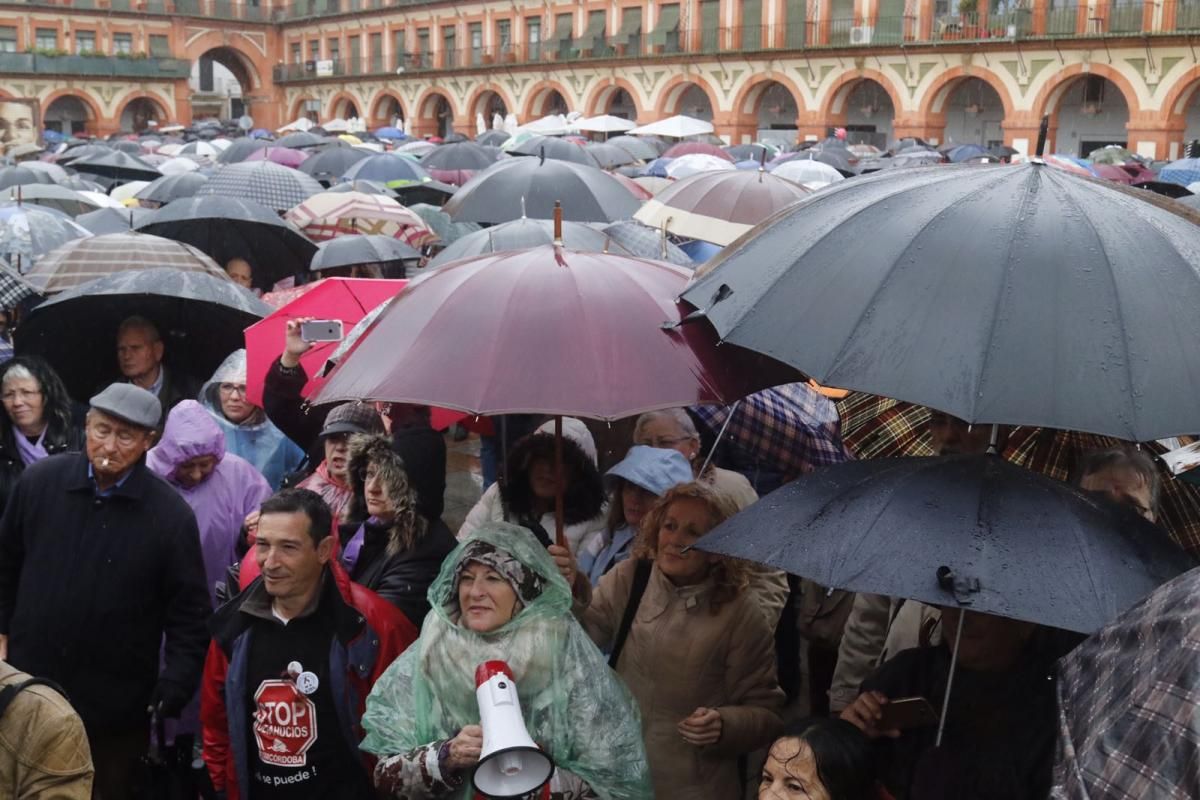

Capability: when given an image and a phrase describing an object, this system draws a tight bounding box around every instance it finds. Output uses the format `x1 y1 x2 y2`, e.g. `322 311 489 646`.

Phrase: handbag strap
608 559 652 669
0 677 67 720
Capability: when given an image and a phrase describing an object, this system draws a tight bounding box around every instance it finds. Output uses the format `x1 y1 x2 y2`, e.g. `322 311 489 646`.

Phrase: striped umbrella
283 192 438 248
197 161 323 211
25 232 229 294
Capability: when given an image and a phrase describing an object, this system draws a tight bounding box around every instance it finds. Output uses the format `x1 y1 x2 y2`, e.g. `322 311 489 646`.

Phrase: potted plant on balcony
957 0 980 36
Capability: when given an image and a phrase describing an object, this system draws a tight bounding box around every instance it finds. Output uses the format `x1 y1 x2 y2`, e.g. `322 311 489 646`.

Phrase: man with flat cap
0 383 210 799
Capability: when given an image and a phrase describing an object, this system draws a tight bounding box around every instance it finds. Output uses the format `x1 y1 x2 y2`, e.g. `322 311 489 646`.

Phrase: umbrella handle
698 400 740 477
934 604 966 748
554 415 565 547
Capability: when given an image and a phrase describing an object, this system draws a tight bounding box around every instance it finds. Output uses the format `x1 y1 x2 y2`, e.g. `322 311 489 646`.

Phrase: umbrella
216 139 269 164
796 148 857 176
0 166 55 190
310 234 420 272
69 151 162 182
196 161 323 212
156 156 203 176
508 136 599 167
771 159 846 187
517 114 571 137
387 179 457 207
1042 154 1097 178
19 162 70 183
945 143 988 163
631 176 674 196
25 231 229 294
725 143 778 163
76 207 153 235
109 182 151 203
1092 164 1135 184
16 267 270 400
322 179 393 196
694 454 1192 634
176 141 220 159
420 142 500 171
585 143 638 169
678 238 724 263
608 136 663 161
0 260 40 307
664 142 734 162
444 158 641 224
664 154 737 180
6 143 44 159
322 119 351 134
0 185 99 216
298 147 374 185
889 148 945 168
598 220 693 266
408 203 481 245
681 162 1200 441
427 217 611 268
0 204 91 272
277 118 315 134
476 129 511 147
575 115 637 134
398 140 438 158
606 172 654 202
243 147 310 169
283 191 438 248
635 169 810 246
1159 158 1200 187
275 132 325 149
243 277 404 407
1088 145 1138 165
137 196 316 290
1053 565 1200 798
341 153 431 186
989 145 1020 160
373 127 407 141
641 157 674 178
135 173 209 205
627 115 714 138
55 144 113 164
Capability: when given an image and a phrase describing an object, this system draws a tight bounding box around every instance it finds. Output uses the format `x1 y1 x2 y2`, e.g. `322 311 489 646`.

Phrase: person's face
928 411 994 456
458 561 519 633
225 259 253 289
85 410 154 480
529 457 558 501
218 381 255 424
116 328 164 380
173 454 218 489
1 376 45 435
759 738 832 800
621 481 656 529
656 497 720 586
1079 465 1156 522
0 103 35 149
363 462 396 520
939 608 1035 672
323 433 351 482
255 510 333 603
635 417 701 466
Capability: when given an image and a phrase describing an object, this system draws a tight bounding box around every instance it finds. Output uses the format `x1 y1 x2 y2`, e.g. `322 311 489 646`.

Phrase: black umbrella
585 143 637 169
682 162 1200 441
390 179 457 207
695 454 1193 634
310 234 420 272
444 157 641 224
0 166 55 190
324 179 393 196
58 175 106 193
55 144 113 164
76 206 154 235
1134 180 1192 199
298 147 374 184
69 151 162 182
216 139 268 165
111 141 142 155
420 142 500 171
989 144 1020 159
17 267 271 400
608 135 662 161
0 184 97 216
508 135 599 167
476 129 511 147
276 132 326 149
135 172 209 205
137 196 316 290
428 217 610 267
443 132 468 144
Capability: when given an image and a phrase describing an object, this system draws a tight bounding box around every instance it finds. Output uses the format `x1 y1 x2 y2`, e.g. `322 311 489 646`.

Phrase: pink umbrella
1092 164 1135 184
244 147 310 169
427 167 476 186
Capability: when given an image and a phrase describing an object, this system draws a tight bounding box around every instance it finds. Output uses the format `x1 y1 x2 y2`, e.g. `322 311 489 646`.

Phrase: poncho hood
147 399 225 475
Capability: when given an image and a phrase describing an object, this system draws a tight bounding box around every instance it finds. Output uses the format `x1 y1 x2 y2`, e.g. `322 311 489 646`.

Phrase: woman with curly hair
0 356 83 515
340 433 459 625
576 481 785 800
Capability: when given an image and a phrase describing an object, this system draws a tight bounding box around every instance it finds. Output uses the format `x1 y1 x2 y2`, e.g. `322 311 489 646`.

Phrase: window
75 30 96 53
348 34 360 73
526 17 541 58
469 22 482 64
309 40 319 60
148 34 169 57
442 24 456 67
497 18 511 52
416 27 429 67
327 37 340 61
393 29 406 68
369 32 381 71
113 32 133 54
291 42 302 63
0 27 16 53
35 27 57 50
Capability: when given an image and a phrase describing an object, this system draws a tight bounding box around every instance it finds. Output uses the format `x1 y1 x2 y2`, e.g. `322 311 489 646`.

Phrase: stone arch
182 32 266 92
919 68 1015 148
41 90 102 135
1158 67 1200 155
414 88 457 138
522 81 573 120
585 78 644 120
658 75 720 120
326 91 363 120
115 93 169 132
466 83 516 128
289 95 320 122
820 71 904 146
1032 65 1141 156
820 70 905 119
732 74 806 140
368 90 407 126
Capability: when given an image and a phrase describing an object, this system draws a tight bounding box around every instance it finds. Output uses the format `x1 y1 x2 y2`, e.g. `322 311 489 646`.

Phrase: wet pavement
443 431 482 534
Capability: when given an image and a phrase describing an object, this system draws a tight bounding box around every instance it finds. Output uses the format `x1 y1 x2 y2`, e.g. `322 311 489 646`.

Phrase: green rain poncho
361 522 653 800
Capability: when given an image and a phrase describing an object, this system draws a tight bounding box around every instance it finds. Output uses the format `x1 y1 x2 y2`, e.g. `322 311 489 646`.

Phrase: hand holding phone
876 696 939 731
299 319 344 343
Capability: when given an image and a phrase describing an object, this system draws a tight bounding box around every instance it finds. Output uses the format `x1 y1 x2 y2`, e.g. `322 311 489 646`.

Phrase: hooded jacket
148 400 274 607
339 435 457 625
199 351 305 490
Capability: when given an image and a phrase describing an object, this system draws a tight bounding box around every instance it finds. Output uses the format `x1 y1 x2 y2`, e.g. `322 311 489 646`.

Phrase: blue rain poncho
361 522 653 800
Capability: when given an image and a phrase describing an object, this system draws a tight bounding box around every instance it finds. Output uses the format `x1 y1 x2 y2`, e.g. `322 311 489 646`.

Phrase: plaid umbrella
1053 565 1200 798
0 204 91 273
693 381 853 476
0 257 41 307
25 232 229 294
283 192 438 248
197 161 323 212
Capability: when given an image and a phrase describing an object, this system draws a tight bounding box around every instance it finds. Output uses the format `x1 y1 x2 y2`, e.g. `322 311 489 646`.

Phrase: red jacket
200 560 417 800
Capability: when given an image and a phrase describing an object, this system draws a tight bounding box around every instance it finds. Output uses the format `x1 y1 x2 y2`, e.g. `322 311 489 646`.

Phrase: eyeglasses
218 383 248 397
638 435 691 449
1 388 41 403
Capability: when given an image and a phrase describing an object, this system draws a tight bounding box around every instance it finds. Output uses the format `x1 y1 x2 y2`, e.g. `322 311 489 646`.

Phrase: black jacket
391 425 446 522
338 517 457 625
0 420 85 518
0 453 211 732
156 366 203 419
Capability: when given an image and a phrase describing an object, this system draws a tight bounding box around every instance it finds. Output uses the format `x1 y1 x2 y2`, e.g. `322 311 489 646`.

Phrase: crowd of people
0 286 1185 800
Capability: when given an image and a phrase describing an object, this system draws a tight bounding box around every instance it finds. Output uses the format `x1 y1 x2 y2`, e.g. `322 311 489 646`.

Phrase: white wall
1053 78 1129 156
942 79 1005 147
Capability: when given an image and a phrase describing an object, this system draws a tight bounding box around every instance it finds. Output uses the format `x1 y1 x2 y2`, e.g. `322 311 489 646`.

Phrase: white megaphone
473 661 555 798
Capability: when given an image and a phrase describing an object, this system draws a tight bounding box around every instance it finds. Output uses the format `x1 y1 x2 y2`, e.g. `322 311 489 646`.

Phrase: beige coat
579 559 784 800
0 661 94 799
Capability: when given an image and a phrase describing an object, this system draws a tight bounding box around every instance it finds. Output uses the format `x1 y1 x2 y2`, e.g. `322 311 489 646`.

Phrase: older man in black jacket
0 383 210 799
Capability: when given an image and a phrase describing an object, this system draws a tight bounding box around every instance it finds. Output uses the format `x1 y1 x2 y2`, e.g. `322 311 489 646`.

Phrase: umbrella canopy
726 143 778 162
606 172 654 202
156 156 202 176
627 115 714 138
636 169 810 246
243 146 310 169
55 144 113 164
0 260 40 307
277 118 315 134
341 153 431 186
508 136 599 167
427 218 611 267
25 231 229 294
69 151 162 182
944 143 988 163
444 158 641 224
784 148 857 176
196 161 323 212
321 119 351 133
1053 565 1200 797
19 161 70 183
1088 145 1138 165
585 143 638 169
177 141 220 159
889 148 945 168
109 181 151 203
1159 158 1200 187
631 176 674 196
243 277 404 407
476 129 511 147
75 206 153 235
0 185 99 216
134 172 209 205
0 166 55 190
0 204 91 272
695 454 1192 633
420 142 500 171
323 179 392 196
310 234 420 272
216 139 269 164
771 159 846 187
682 162 1200 441
598 220 694 266
284 191 437 248
275 132 325 149
313 244 799 418
137 196 316 290
664 154 736 180
608 136 663 161
373 127 407 141
663 142 734 162
407 204 481 245
17 267 270 400
574 115 637 134
1092 163 1135 184
398 140 438 158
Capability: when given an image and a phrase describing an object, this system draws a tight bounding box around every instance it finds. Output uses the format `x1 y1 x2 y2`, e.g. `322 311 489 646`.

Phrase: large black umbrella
428 217 610 267
508 135 599 167
390 180 457 207
420 142 500 171
341 154 431 187
444 157 641 224
276 131 326 149
76 206 153 235
137 196 316 290
0 166 56 190
298 147 373 185
585 142 638 169
216 139 268 164
310 234 420 272
682 162 1200 441
610 135 666 160
135 172 209 206
695 454 1192 634
475 129 511 147
68 151 162 182
17 267 271 401
0 185 98 216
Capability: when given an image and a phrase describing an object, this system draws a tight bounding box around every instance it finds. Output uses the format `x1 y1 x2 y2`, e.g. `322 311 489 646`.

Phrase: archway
663 80 716 121
118 96 168 132
1161 69 1200 158
525 85 570 119
190 46 259 122
938 77 1007 147
472 90 508 129
43 94 95 135
1045 75 1130 156
735 79 803 146
329 94 360 120
843 80 896 147
417 91 456 138
587 81 642 120
371 92 406 128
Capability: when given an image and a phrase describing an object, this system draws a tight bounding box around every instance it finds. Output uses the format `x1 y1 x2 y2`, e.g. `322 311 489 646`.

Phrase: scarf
298 461 353 523
340 515 384 574
14 428 48 467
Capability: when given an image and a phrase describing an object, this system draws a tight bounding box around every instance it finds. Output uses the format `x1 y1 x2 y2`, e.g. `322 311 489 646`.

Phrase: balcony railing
0 50 191 76
1169 0 1200 28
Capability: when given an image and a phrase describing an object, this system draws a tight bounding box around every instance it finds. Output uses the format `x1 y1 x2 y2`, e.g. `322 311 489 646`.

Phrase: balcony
0 51 191 77
1169 0 1200 29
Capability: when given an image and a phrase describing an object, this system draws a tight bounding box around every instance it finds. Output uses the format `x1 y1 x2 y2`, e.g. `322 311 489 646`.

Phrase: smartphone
876 697 939 731
300 319 344 343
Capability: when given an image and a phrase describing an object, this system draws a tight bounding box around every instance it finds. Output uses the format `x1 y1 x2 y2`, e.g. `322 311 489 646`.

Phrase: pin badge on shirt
297 672 320 695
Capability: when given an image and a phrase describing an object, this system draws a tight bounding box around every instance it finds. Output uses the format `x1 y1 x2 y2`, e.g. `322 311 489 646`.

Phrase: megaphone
473 661 555 798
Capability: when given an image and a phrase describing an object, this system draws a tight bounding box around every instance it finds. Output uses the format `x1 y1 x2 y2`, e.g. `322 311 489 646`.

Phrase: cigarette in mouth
100 458 111 468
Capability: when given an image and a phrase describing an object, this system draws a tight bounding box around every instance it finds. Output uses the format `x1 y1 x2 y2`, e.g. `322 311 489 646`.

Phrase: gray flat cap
89 383 162 430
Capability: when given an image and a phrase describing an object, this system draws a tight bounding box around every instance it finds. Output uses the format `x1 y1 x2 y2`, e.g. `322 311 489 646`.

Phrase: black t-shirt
244 596 372 800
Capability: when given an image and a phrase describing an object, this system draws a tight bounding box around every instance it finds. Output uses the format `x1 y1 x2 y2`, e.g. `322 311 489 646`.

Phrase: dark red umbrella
1092 164 1135 184
663 141 735 162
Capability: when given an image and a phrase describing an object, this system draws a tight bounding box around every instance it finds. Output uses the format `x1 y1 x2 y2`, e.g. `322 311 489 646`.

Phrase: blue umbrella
642 157 674 178
1160 158 1200 187
678 238 723 263
1051 154 1101 177
733 159 763 170
374 126 408 140
946 143 987 163
249 128 273 140
41 129 67 144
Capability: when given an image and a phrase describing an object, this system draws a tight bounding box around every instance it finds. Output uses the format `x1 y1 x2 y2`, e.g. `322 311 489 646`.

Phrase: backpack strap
608 559 652 669
0 677 68 720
